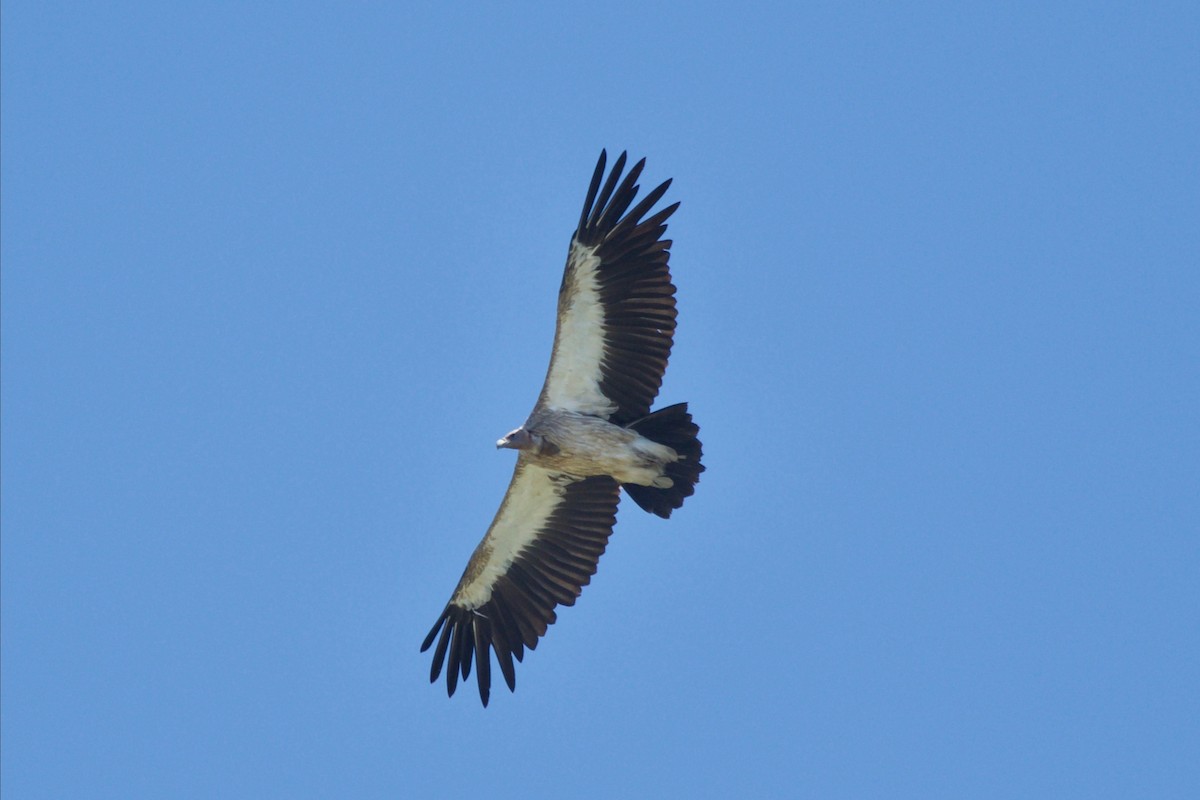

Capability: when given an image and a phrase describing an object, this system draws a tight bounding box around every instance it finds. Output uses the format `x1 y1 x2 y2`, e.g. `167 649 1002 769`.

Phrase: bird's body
421 150 703 705
505 408 680 487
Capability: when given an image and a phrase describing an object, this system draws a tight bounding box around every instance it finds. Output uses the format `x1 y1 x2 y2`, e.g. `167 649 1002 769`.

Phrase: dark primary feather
420 474 620 706
570 150 680 424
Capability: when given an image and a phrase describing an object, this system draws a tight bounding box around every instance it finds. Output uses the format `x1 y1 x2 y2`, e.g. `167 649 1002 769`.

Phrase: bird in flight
421 150 704 706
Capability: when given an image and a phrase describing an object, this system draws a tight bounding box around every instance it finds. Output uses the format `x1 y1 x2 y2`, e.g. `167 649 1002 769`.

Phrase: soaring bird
420 150 704 705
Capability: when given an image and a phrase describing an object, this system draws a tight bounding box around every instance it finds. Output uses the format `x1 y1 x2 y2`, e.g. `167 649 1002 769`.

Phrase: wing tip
422 602 500 707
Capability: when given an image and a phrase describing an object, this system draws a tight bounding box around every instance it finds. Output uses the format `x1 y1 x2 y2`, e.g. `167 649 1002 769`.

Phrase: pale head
496 427 536 451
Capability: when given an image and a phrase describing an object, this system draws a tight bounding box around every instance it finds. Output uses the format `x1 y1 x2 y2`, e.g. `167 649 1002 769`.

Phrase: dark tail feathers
622 403 704 519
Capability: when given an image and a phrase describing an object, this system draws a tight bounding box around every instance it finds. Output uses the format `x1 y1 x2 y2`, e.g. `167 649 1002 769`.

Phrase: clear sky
3 2 1197 798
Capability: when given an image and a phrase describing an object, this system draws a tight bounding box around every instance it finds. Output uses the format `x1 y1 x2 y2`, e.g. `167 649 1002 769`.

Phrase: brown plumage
420 150 704 706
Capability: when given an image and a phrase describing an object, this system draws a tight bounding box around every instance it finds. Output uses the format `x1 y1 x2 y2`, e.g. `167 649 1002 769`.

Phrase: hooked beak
496 428 532 450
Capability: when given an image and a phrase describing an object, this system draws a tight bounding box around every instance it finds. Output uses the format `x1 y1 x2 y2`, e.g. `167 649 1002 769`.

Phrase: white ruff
454 463 562 609
541 241 617 417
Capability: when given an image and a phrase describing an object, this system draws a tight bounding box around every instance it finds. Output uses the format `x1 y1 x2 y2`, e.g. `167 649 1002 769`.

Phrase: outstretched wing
420 459 620 706
536 150 680 426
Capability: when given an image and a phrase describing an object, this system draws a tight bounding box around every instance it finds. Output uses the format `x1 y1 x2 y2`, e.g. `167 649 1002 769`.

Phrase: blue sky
3 2 1197 797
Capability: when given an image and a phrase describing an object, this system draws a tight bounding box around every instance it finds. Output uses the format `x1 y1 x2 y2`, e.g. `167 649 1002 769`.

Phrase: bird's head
496 427 536 451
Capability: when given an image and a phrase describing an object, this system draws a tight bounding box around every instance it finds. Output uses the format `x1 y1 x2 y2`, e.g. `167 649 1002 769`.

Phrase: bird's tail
622 403 704 519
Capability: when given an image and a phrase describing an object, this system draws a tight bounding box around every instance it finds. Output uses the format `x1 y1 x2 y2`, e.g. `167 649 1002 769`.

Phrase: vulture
420 150 704 706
